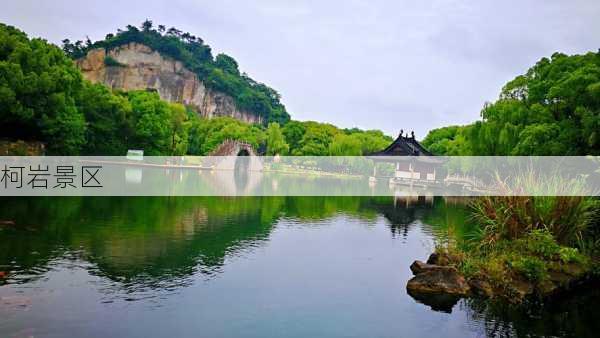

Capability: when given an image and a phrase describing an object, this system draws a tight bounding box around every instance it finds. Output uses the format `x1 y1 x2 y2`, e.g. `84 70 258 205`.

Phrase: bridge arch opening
237 148 250 156
234 148 251 190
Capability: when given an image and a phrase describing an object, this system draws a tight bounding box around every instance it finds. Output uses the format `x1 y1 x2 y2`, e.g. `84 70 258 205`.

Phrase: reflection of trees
420 197 476 243
277 196 469 241
359 196 471 240
0 197 285 288
461 287 600 338
89 198 280 287
0 196 471 292
3 196 599 336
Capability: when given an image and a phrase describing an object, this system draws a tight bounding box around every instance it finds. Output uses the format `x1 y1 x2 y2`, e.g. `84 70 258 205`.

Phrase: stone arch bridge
206 139 263 171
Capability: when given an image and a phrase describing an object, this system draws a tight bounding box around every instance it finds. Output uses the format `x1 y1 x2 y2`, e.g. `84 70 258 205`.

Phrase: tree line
4 20 598 157
0 23 391 155
422 51 600 155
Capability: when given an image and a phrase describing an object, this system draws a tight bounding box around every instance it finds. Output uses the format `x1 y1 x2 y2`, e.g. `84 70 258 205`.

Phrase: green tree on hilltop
64 21 291 125
423 51 600 155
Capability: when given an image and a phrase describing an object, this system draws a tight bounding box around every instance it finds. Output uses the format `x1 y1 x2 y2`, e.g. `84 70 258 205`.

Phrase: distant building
127 149 144 161
368 130 443 182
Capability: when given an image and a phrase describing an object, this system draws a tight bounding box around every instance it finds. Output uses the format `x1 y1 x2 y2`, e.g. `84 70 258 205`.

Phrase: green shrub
458 257 479 278
558 247 584 264
511 256 547 281
522 229 560 258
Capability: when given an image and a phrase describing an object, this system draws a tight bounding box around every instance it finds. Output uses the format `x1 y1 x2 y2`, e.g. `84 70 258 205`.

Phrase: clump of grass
471 168 599 249
431 169 600 297
435 225 593 295
472 195 597 248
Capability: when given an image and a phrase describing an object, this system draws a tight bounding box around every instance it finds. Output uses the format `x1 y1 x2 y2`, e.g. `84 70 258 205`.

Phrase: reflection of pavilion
364 195 436 239
367 130 444 186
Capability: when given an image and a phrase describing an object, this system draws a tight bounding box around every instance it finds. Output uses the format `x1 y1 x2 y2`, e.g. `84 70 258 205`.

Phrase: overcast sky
2 1 599 137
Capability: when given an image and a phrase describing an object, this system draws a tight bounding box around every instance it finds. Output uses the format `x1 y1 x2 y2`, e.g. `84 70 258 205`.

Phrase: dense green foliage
63 20 290 125
0 23 86 154
265 122 288 155
185 118 391 156
437 195 596 294
0 23 193 155
1 22 392 156
423 51 600 155
471 196 598 248
187 116 265 155
77 83 130 155
449 228 590 285
78 87 193 155
281 121 392 156
423 51 600 295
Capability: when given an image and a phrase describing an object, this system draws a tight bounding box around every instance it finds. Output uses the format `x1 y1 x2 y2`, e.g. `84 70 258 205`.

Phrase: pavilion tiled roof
369 132 433 157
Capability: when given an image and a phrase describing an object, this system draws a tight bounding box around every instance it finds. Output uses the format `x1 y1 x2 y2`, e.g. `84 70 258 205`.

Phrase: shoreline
406 251 598 309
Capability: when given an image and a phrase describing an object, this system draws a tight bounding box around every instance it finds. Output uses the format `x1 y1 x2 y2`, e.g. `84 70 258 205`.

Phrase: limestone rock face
76 43 261 124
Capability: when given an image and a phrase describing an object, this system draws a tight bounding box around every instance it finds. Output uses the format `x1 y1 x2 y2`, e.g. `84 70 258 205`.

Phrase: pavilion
367 130 444 183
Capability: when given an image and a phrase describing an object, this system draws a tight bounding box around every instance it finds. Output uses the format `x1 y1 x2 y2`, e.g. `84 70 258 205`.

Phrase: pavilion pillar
369 164 377 184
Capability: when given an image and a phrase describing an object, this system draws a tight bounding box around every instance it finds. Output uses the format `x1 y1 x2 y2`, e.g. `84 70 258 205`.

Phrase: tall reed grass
470 170 599 250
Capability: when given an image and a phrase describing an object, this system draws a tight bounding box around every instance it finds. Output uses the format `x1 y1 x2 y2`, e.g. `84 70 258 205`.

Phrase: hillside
77 42 261 124
0 22 392 155
64 21 290 125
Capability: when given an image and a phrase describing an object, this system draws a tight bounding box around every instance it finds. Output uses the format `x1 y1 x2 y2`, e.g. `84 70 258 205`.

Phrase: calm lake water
1 197 599 338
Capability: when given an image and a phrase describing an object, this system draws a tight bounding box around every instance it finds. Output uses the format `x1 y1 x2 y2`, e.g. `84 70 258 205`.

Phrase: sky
2 0 599 137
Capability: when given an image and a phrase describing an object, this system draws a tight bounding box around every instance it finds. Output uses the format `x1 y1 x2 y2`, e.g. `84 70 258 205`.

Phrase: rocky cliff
76 42 261 124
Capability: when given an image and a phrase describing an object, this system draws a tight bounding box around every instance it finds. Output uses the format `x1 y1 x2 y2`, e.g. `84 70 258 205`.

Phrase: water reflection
0 197 598 338
0 197 283 288
0 196 467 290
461 285 600 337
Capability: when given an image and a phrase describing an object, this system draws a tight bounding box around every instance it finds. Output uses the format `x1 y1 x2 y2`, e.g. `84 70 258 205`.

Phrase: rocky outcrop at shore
407 252 593 310
408 261 470 295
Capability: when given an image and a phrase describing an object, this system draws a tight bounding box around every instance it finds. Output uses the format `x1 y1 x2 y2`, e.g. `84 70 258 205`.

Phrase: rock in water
407 265 470 296
406 289 461 313
410 260 440 275
468 275 494 297
426 252 460 266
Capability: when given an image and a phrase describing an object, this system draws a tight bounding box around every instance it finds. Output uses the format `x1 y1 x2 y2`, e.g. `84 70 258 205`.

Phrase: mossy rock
407 265 471 296
410 260 440 275
505 278 535 303
427 252 462 266
468 274 495 298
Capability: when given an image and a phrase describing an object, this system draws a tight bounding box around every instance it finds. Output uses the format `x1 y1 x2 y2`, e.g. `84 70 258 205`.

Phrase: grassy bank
434 195 600 302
